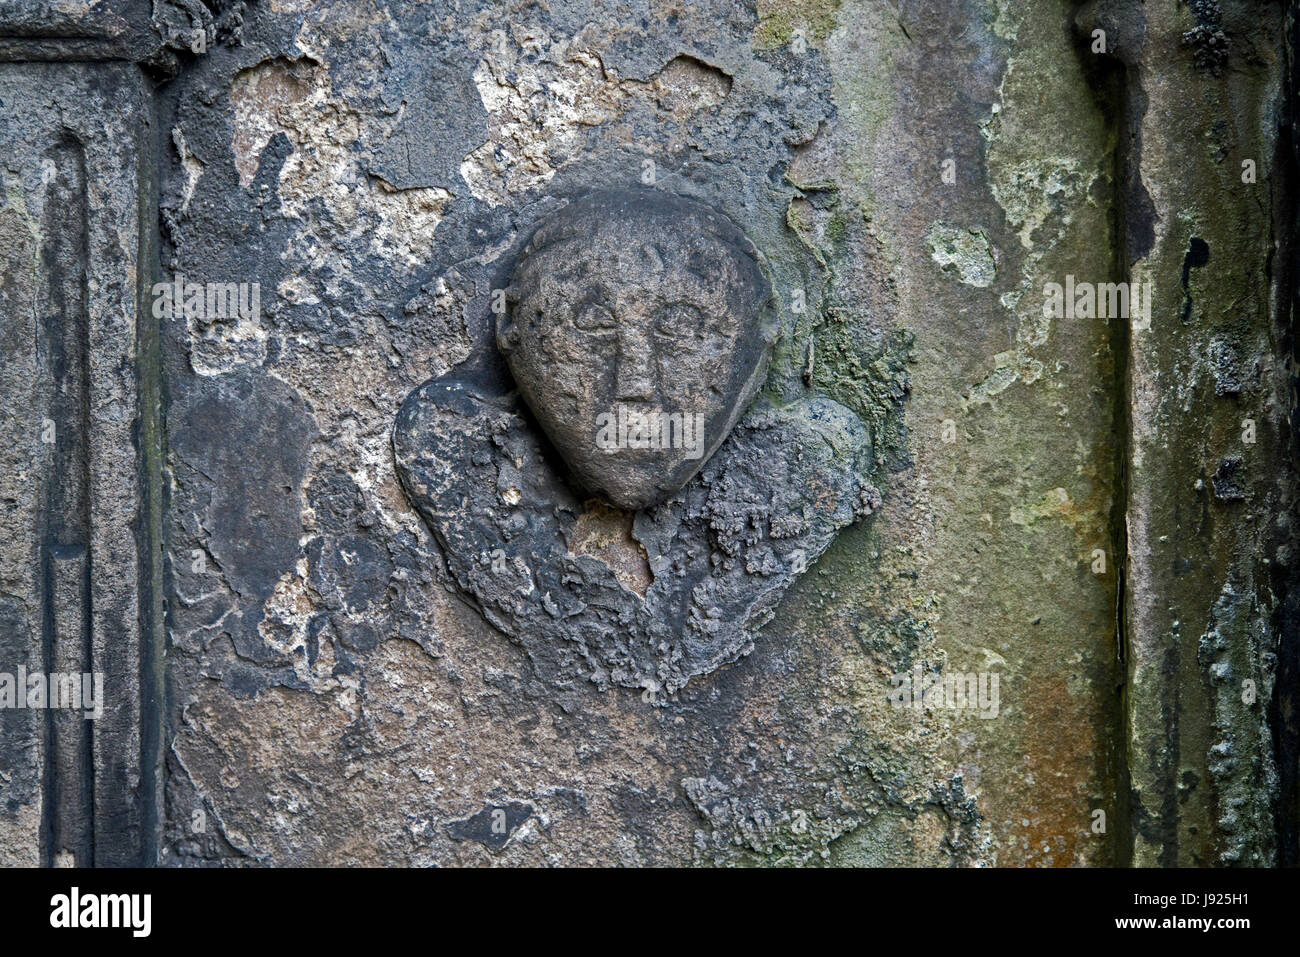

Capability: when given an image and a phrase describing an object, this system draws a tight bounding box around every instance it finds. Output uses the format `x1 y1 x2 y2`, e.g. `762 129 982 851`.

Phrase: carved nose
615 322 655 401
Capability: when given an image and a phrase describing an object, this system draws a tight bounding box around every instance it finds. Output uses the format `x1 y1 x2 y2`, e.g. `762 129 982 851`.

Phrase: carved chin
582 451 706 512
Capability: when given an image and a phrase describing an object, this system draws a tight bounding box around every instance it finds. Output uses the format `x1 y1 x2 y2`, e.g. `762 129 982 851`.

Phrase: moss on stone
752 0 844 51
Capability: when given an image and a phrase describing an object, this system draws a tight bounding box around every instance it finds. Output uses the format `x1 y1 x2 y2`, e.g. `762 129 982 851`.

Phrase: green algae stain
753 0 844 50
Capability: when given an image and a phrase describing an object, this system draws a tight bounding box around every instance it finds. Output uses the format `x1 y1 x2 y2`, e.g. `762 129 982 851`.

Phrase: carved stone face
498 190 773 510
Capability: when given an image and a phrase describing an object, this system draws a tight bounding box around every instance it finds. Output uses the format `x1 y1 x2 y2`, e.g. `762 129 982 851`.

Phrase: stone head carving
498 189 774 510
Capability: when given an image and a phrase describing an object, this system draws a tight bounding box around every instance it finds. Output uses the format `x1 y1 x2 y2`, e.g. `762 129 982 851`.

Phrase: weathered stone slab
0 0 1279 868
0 61 161 866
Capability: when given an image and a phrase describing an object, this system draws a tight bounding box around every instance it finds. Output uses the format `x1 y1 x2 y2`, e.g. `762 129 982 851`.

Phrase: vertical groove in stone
1274 0 1300 867
36 137 94 867
134 89 165 869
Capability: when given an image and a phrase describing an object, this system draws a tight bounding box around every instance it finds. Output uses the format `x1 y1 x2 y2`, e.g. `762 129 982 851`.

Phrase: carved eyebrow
573 301 616 329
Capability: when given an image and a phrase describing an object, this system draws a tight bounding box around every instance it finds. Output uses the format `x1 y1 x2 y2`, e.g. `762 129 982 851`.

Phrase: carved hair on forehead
519 189 770 299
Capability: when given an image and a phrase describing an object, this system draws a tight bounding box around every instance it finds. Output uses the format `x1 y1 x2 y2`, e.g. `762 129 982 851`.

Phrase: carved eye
574 302 615 331
655 303 703 337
